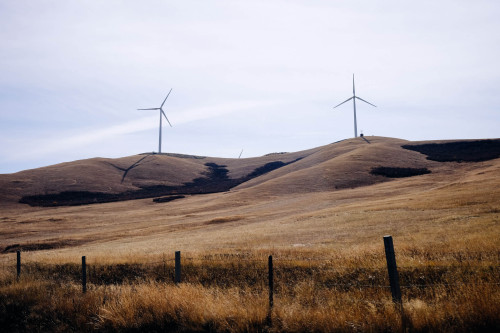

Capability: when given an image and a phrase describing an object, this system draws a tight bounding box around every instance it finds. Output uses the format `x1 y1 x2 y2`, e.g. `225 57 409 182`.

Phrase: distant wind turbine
333 74 376 138
138 89 173 154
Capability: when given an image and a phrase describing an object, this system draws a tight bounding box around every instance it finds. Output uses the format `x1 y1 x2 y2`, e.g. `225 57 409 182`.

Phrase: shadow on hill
402 140 500 162
108 155 152 183
19 159 301 207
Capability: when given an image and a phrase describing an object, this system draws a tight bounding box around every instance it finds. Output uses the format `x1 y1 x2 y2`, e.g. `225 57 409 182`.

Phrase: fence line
10 243 497 277
9 235 500 332
7 256 498 266
9 237 499 298
10 261 498 275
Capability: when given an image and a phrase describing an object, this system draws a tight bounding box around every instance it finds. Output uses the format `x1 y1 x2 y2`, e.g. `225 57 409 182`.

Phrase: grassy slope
0 136 499 332
0 147 310 204
0 136 498 258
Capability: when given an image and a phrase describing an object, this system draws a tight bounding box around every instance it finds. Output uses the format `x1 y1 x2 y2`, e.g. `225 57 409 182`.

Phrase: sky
1 0 499 174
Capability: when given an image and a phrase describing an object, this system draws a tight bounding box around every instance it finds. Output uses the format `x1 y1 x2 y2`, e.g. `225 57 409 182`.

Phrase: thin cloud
4 99 283 162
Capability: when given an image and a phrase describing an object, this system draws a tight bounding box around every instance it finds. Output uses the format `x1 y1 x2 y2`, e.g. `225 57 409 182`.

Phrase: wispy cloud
3 99 283 162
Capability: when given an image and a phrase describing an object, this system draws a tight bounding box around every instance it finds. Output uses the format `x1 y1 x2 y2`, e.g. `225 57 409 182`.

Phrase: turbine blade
161 88 173 108
333 96 353 108
355 96 377 107
138 108 160 110
353 74 355 95
161 109 172 127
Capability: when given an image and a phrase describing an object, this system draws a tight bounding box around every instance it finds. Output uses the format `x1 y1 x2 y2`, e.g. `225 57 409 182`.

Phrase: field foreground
0 137 499 331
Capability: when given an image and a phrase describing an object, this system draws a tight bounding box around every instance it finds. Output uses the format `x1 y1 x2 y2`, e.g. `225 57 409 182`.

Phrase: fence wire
4 250 499 291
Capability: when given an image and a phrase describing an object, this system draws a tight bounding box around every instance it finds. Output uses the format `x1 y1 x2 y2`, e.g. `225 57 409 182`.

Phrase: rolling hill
0 136 499 256
1 136 499 332
3 136 498 207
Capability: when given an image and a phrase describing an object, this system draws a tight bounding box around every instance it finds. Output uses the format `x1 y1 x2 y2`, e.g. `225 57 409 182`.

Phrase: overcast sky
1 0 499 174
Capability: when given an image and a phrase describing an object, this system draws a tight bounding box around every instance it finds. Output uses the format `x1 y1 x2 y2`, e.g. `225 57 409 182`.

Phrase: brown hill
0 136 499 207
0 136 499 256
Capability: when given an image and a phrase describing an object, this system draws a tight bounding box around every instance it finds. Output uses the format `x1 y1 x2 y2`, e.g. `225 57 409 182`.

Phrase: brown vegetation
1 248 498 332
0 136 499 331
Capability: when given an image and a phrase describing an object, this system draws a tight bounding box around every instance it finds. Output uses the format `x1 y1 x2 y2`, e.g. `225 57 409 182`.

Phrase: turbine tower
138 89 173 153
333 74 376 138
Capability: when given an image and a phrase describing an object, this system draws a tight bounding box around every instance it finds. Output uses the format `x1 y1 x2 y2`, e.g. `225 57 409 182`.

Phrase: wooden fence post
384 235 406 332
266 255 274 326
82 256 87 293
268 255 274 309
175 251 181 284
383 235 402 304
16 251 21 280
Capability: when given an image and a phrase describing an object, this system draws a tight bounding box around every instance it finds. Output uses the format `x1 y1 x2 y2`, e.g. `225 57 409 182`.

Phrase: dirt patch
371 167 431 178
402 140 500 162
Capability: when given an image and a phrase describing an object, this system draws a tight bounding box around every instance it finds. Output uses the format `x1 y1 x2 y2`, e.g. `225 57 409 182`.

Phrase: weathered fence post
268 255 274 309
383 235 406 332
266 255 274 326
175 251 181 284
82 256 87 293
16 251 21 280
383 235 402 304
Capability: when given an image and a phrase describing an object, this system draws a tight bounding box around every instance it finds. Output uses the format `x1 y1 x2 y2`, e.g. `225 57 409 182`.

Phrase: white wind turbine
138 89 173 154
333 74 376 138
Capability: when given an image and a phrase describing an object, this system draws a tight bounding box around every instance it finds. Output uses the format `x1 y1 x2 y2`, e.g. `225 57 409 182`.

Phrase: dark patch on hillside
19 191 120 207
19 159 301 207
2 240 86 253
371 167 431 178
402 140 500 162
246 161 286 178
153 195 185 203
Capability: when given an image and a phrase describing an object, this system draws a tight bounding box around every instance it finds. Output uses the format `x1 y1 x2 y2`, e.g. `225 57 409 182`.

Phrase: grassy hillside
0 136 498 254
0 136 434 205
0 136 499 332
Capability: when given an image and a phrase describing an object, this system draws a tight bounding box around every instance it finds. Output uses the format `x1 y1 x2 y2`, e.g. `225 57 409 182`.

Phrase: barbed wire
4 250 498 291
4 251 498 263
12 256 500 274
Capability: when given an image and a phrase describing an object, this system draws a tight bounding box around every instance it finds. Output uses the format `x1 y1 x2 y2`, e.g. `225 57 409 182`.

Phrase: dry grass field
0 136 499 332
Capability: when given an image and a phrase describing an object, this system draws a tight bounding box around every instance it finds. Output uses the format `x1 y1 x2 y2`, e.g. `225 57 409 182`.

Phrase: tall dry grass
1 247 498 332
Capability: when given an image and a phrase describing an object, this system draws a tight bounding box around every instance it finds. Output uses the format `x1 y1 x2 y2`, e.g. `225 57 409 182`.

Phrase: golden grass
1 247 498 332
0 137 499 331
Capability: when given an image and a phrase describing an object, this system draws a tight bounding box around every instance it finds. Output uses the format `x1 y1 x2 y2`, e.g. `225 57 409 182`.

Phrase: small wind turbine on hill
333 74 376 138
138 89 173 154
